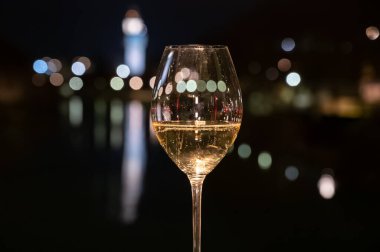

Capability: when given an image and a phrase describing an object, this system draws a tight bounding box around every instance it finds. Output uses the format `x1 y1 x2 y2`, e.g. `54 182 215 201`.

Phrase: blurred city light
190 71 199 80
32 74 47 87
281 37 296 52
237 143 252 159
258 151 272 170
285 166 299 181
33 59 48 74
47 59 62 73
206 80 217 92
165 82 173 95
196 80 207 92
186 80 197 92
110 99 124 149
69 77 83 90
121 101 146 223
176 80 186 93
77 56 91 70
69 96 83 127
360 82 380 104
110 77 125 91
122 9 148 76
149 76 156 88
129 76 143 90
293 89 313 109
277 58 292 72
49 73 64 86
217 81 227 92
71 61 86 76
318 174 336 199
365 26 379 40
94 99 107 149
116 64 131 78
286 72 301 86
175 71 184 83
59 83 73 97
265 67 279 81
181 67 191 79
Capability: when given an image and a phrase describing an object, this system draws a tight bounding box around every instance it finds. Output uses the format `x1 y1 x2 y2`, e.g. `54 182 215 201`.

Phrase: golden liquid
153 121 240 176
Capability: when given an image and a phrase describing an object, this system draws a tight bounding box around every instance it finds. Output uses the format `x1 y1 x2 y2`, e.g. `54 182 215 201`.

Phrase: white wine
153 121 240 176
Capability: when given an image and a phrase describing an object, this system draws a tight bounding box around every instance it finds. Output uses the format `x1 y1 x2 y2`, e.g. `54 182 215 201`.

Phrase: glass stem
189 175 205 252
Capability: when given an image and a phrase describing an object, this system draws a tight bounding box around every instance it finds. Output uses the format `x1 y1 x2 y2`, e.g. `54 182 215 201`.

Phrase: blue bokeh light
33 59 48 74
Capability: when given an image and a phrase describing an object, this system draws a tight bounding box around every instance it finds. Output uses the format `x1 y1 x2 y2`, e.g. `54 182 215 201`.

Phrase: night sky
1 0 377 64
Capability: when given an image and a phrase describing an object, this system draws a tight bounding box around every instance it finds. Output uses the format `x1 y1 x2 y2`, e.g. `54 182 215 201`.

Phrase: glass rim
165 44 228 49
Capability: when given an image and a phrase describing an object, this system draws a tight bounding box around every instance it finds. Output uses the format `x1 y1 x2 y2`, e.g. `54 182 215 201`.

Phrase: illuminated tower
122 9 148 76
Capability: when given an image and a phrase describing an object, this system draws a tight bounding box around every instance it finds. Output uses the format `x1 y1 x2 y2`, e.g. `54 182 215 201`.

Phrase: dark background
1 0 380 251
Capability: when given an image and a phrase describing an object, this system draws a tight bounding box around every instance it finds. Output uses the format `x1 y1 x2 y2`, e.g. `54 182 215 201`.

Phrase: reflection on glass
121 101 146 223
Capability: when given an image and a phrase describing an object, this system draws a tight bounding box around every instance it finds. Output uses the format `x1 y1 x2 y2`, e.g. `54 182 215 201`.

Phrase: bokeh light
110 77 124 91
318 174 336 199
206 80 217 92
286 72 301 86
281 37 296 52
149 76 156 89
47 59 62 73
69 77 83 90
366 26 379 40
129 76 143 90
258 151 272 169
71 62 86 76
116 64 131 78
176 80 186 93
33 59 48 74
77 56 91 70
265 67 279 81
165 82 173 95
32 74 47 86
277 58 292 72
59 83 73 97
175 71 184 83
237 143 252 159
285 166 299 181
186 80 197 92
49 73 64 86
181 68 191 79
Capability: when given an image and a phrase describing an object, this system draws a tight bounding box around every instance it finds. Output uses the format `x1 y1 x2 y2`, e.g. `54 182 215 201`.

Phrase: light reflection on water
121 101 146 223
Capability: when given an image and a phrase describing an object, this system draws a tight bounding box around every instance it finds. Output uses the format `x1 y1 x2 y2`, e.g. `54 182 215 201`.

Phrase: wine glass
151 45 243 252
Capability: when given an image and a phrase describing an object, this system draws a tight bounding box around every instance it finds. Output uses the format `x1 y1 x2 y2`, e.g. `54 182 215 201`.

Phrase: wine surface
153 121 240 176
